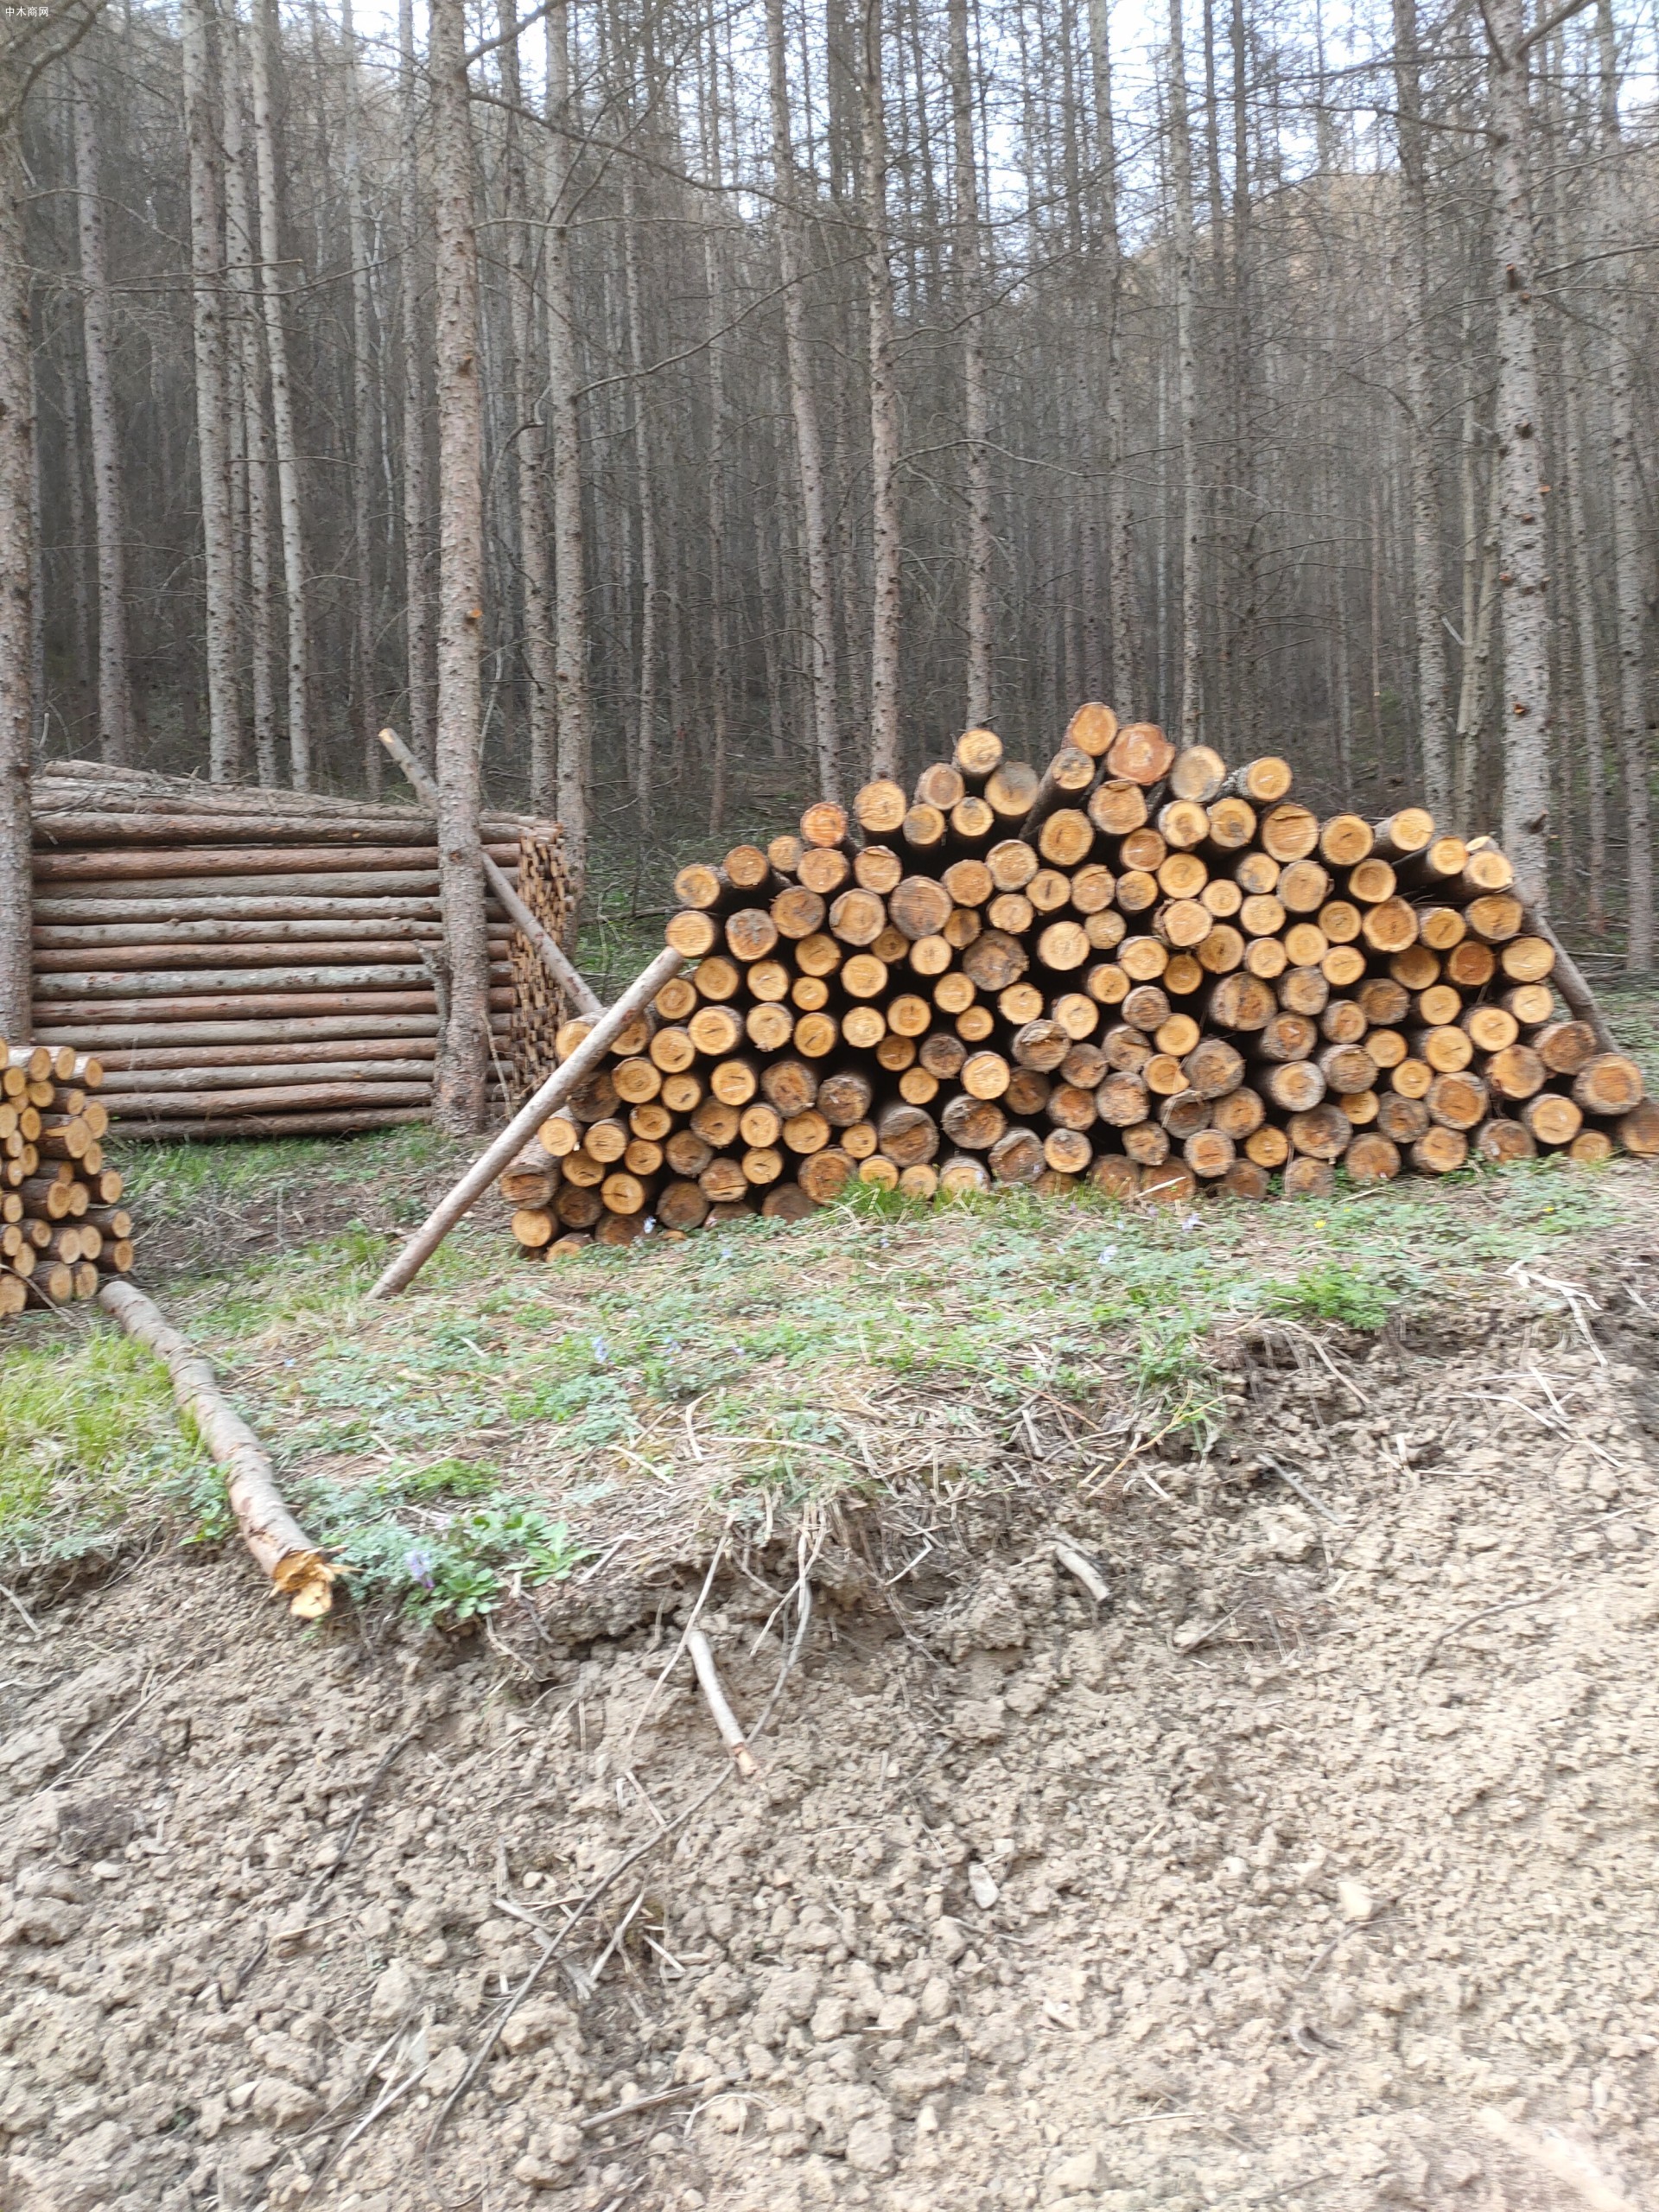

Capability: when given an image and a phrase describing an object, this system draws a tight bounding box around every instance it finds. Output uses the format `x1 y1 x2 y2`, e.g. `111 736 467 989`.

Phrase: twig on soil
1420 1581 1567 1673
579 2082 698 2133
0 1581 41 1637
685 1625 759 1777
303 1729 418 1912
587 1889 647 1986
615 1523 731 1770
1257 1456 1343 1525
1052 1536 1110 1605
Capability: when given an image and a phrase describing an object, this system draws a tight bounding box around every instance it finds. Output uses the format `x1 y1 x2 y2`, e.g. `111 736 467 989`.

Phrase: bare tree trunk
220 37 280 787
342 0 380 798
1596 0 1651 970
702 46 732 835
71 48 134 767
0 117 32 1035
498 0 556 815
947 0 991 727
1390 0 1450 816
621 170 658 836
861 0 901 778
429 0 489 1131
398 0 435 775
248 0 311 790
1560 374 1606 929
544 0 593 891
1458 452 1502 830
1485 0 1550 906
766 0 841 800
181 0 242 783
1166 0 1203 745
1227 0 1257 744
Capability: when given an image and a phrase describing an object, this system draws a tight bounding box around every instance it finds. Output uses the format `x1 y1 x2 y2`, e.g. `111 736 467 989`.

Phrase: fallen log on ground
96 1279 337 1618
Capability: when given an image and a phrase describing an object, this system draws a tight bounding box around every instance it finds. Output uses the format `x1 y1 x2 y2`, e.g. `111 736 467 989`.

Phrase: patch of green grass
0 1331 211 1567
4 1103 1647 1589
1267 1262 1394 1332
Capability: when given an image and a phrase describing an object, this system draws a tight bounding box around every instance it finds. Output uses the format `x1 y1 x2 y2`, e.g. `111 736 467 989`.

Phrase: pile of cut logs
502 708 1656 1251
2 1041 133 1320
30 763 570 1137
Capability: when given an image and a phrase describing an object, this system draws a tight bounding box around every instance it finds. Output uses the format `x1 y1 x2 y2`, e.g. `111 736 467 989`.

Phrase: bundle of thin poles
30 765 570 1136
501 706 1656 1253
2 1041 132 1320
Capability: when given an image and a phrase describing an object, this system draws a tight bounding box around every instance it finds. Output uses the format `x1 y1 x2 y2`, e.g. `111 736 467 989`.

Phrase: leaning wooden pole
369 942 686 1297
378 726 602 1018
98 1279 339 1616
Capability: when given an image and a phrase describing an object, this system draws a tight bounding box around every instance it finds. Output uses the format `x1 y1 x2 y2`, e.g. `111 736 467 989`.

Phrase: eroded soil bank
3 1241 1659 2212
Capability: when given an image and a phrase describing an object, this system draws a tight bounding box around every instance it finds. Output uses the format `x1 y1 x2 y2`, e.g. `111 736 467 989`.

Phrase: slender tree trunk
1596 0 1650 970
1166 0 1203 745
248 0 311 790
1561 372 1606 928
702 48 732 835
1485 0 1550 906
1088 0 1137 707
181 0 242 782
71 48 134 766
0 117 32 1035
946 0 991 726
1228 0 1257 743
429 0 489 1130
398 0 436 774
1458 453 1502 830
544 0 593 892
1390 0 1450 816
498 0 556 816
342 0 380 797
221 37 280 787
62 362 93 746
861 0 901 776
766 0 841 799
621 171 658 835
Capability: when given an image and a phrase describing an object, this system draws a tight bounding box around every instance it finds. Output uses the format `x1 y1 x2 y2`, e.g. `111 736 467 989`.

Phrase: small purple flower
404 1548 435 1590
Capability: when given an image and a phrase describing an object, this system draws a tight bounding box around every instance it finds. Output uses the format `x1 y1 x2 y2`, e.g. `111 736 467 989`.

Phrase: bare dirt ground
4 1195 1659 2212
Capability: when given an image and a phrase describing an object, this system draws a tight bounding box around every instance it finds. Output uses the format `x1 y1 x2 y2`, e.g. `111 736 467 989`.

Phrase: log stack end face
508 720 1648 1259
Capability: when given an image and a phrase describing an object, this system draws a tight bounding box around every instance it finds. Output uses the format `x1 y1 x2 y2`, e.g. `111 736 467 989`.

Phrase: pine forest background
9 0 1659 961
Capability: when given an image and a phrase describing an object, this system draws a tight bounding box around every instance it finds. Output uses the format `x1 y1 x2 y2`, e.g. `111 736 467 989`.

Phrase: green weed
1268 1263 1394 1332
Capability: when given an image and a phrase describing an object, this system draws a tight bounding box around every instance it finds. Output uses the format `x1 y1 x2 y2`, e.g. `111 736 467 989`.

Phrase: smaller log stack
497 707 1656 1255
2 1041 136 1322
31 763 571 1136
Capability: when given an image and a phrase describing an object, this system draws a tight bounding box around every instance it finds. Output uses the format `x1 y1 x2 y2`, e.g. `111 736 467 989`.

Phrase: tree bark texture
429 0 491 1133
861 0 902 780
181 0 242 785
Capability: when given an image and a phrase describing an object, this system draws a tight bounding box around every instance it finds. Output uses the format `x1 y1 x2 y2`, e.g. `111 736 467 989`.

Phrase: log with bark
29 760 573 1132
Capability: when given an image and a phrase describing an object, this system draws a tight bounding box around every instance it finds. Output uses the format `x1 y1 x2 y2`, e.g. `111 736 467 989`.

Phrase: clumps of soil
3 1272 1658 2212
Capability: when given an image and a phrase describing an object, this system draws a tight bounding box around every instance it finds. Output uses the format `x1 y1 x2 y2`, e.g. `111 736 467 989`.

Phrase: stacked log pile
30 764 571 1138
501 707 1656 1252
2 1041 134 1321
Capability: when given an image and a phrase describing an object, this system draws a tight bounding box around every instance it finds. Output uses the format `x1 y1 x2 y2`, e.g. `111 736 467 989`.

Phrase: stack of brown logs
29 764 570 1137
501 706 1657 1252
2 1040 134 1319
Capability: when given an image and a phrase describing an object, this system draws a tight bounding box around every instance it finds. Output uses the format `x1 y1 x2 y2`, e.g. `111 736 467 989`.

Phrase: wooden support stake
685 1624 759 1777
377 727 602 1019
368 941 685 1297
97 1279 338 1617
1518 903 1618 1055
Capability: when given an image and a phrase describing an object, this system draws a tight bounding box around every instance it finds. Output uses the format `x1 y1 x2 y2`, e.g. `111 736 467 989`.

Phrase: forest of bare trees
1 0 1655 1073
